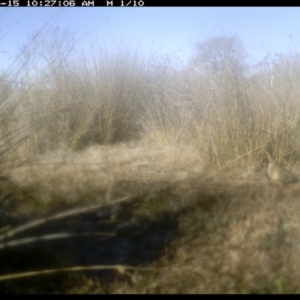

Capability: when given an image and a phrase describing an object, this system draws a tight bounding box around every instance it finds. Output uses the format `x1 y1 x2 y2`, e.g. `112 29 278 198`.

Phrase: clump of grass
168 37 300 173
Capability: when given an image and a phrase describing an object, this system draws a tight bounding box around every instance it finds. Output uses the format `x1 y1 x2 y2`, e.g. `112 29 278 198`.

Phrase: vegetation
1 25 300 293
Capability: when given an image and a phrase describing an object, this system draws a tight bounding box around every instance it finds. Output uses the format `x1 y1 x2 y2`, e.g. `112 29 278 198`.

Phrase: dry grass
2 170 300 293
1 29 300 293
1 142 300 293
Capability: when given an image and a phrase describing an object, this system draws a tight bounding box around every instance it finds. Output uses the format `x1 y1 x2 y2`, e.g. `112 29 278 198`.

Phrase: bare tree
190 34 248 78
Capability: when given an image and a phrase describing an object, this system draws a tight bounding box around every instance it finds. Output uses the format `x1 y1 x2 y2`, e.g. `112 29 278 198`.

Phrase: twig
0 231 115 250
0 196 131 242
0 264 160 282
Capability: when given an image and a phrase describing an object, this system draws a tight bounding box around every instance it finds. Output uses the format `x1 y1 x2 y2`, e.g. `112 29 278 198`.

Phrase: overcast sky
1 7 300 72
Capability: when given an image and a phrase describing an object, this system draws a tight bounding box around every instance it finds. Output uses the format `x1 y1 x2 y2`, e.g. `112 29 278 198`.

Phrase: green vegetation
1 28 300 293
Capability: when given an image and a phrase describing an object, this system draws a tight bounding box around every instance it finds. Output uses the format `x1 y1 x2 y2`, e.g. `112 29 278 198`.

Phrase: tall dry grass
2 29 300 172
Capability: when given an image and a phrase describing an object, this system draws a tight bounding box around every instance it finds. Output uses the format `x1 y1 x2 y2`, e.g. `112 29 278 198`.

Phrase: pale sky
1 7 300 72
